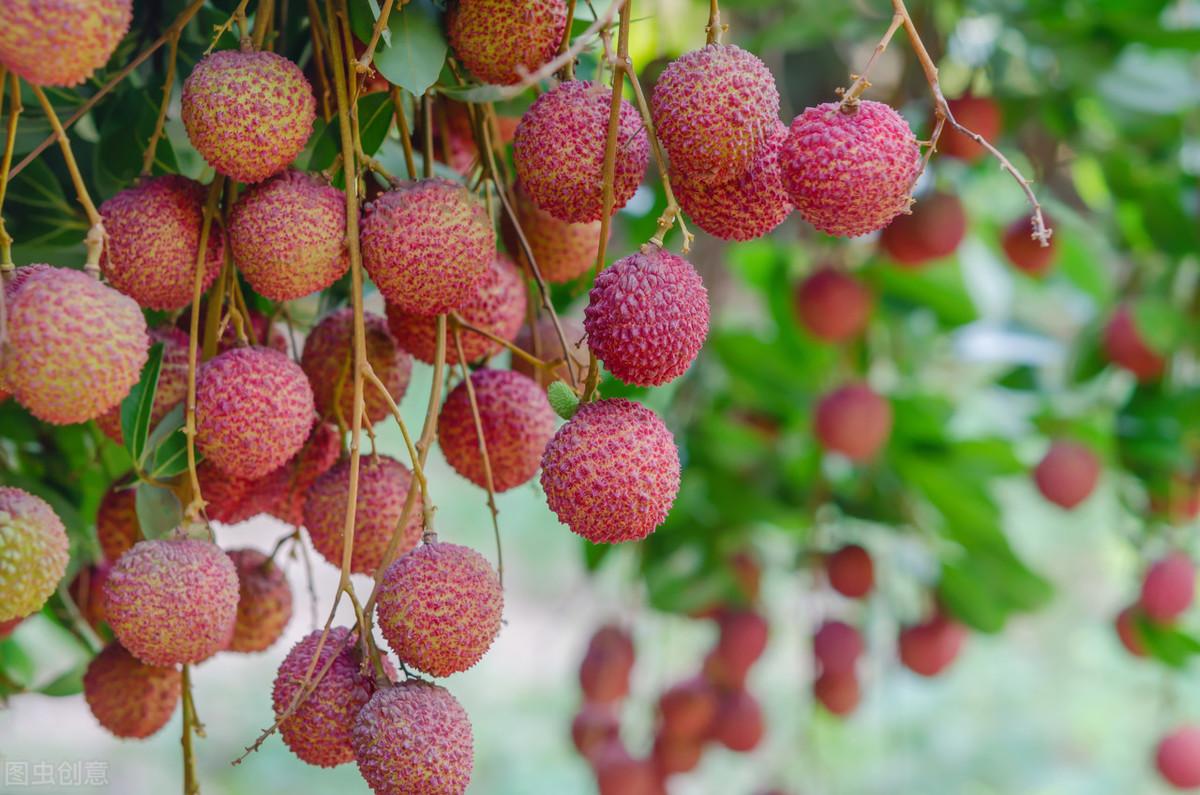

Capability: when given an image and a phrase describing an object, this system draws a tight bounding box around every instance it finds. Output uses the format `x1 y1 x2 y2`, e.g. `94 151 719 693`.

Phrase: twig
421 92 434 178
356 0 396 74
450 311 554 372
207 0 253 53
0 72 21 268
838 12 903 111
252 0 276 49
141 31 181 177
557 0 578 81
181 665 200 795
363 364 428 500
389 86 417 181
706 0 727 44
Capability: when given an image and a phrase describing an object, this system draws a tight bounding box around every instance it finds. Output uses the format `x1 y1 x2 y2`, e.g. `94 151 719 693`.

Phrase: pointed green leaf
134 482 182 540
372 0 447 96
121 342 164 465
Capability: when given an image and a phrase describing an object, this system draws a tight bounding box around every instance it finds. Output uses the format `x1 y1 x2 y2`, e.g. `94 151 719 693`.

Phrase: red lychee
793 267 872 343
512 316 589 388
1114 606 1147 658
95 326 191 445
1002 214 1057 276
504 181 606 284
69 562 111 629
657 676 718 739
1103 304 1166 382
572 704 620 759
301 309 412 427
825 544 874 599
652 734 704 777
83 642 181 739
814 383 892 461
706 609 768 690
1034 440 1100 510
898 612 967 677
256 422 342 527
592 743 663 795
813 669 860 717
447 0 568 86
1140 552 1195 623
878 192 967 267
0 486 68 623
195 461 257 525
813 620 864 675
1157 726 1200 790
95 484 139 561
712 689 764 752
579 625 635 705
0 0 131 86
938 95 1001 163
226 548 292 654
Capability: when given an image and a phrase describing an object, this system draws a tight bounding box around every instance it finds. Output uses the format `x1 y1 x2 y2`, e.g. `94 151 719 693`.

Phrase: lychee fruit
513 80 649 223
428 98 520 176
360 179 495 316
938 95 1001 163
385 254 526 364
878 192 967 266
99 175 225 310
3 266 149 424
793 268 873 343
228 170 348 300
0 487 69 622
226 548 292 654
651 43 780 185
353 680 474 794
780 100 921 238
1140 552 1195 623
273 627 385 768
301 309 412 427
1002 214 1057 276
195 461 258 525
0 617 22 638
1114 606 1147 658
813 620 864 675
579 624 635 704
95 326 191 445
69 562 111 629
898 612 967 677
95 483 140 561
181 49 316 183
195 346 315 479
437 369 557 492
814 383 892 461
825 544 874 599
584 247 709 387
512 316 589 388
504 181 605 284
0 0 132 86
104 538 239 666
1157 726 1200 790
83 642 181 739
652 734 704 777
376 541 503 677
1034 440 1099 510
657 676 718 739
447 0 568 86
704 609 768 690
540 398 680 543
256 422 342 527
1103 304 1166 382
572 704 620 759
711 689 764 752
303 454 423 575
813 670 860 717
592 743 663 795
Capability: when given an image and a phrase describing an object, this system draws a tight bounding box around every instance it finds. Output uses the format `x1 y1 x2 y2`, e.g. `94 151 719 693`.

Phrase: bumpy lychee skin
95 326 191 444
1140 552 1195 623
301 310 411 426
228 171 348 300
100 176 225 310
83 642 180 739
513 80 649 223
814 383 893 462
512 317 589 388
540 399 680 544
196 461 258 525
504 181 605 284
352 681 475 795
825 544 874 599
377 542 504 677
385 255 526 365
195 347 315 480
1157 726 1200 790
0 0 131 86
584 248 709 387
3 267 149 424
447 0 568 86
0 487 68 623
1034 440 1100 510
939 95 1001 162
273 627 383 768
793 268 872 343
226 548 292 654
652 44 781 186
1103 304 1166 382
104 539 239 666
878 192 967 266
257 422 342 527
303 455 424 575
95 484 139 561
1002 214 1057 276
437 369 557 492
780 101 921 238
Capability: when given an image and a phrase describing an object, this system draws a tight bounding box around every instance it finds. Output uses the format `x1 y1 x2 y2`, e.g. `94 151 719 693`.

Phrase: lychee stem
0 70 20 270
838 12 903 113
450 311 557 374
140 30 181 178
207 0 254 55
421 92 435 178
251 0 275 50
388 85 418 180
557 0 579 81
356 0 396 76
706 0 728 45
307 0 334 120
181 665 200 795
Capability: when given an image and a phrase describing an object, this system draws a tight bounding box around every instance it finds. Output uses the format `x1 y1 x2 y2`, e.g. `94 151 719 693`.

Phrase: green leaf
1135 617 1200 669
121 342 164 465
134 482 182 540
37 663 86 697
372 0 447 96
357 93 395 158
1132 295 1181 355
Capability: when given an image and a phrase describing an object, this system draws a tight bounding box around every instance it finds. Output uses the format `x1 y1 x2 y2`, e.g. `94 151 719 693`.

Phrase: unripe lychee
712 689 764 752
181 50 316 183
572 704 620 759
898 613 967 677
793 268 872 343
228 170 348 300
361 179 495 316
385 254 525 364
780 101 921 238
257 422 342 527
301 309 412 426
878 192 967 266
652 734 704 777
195 346 315 479
657 676 718 739
437 369 556 492
1140 552 1195 623
579 625 635 704
584 247 709 387
504 181 605 284
814 383 892 461
0 487 69 622
104 539 239 666
939 95 1001 162
651 44 781 185
1115 606 1147 658
1103 304 1166 382
352 681 474 795
83 642 180 739
512 317 588 388
1002 214 1057 276
95 484 139 561
3 267 149 424
100 176 225 310
303 455 423 575
447 0 568 86
592 743 663 795
1034 440 1099 510
513 80 649 223
0 0 131 86
813 620 864 675
95 326 191 444
273 627 385 767
540 399 680 543
824 544 874 599
813 669 860 717
377 541 503 677
1157 726 1200 790
226 548 292 654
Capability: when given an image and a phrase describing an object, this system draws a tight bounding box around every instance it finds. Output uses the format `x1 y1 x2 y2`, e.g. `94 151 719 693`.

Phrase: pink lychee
83 642 181 739
504 180 606 283
447 0 568 86
1140 552 1195 623
1034 440 1100 510
814 383 892 461
824 544 874 599
226 548 292 654
300 309 412 427
0 0 132 86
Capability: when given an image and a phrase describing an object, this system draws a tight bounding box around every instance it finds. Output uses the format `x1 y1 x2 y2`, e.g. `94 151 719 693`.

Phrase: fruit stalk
181 665 199 795
451 311 553 373
388 85 417 180
706 0 725 45
0 71 21 269
838 12 904 111
557 0 578 80
356 0 396 74
141 31 181 177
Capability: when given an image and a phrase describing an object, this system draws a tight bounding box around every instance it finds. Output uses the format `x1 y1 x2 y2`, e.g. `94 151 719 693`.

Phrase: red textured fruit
514 80 648 223
104 539 239 666
301 309 412 426
652 734 704 776
658 676 718 739
512 317 588 388
195 461 257 525
1103 304 1166 382
504 181 606 284
813 620 864 675
1034 440 1100 510
385 254 526 365
652 43 780 185
584 247 710 387
1114 606 1147 658
709 609 768 689
1157 726 1200 789
541 399 680 543
83 642 180 739
825 544 874 599
0 486 69 623
572 704 620 759
878 192 967 267
255 422 342 527
95 326 191 445
100 175 225 310
814 383 892 461
780 101 921 238
226 548 292 654
228 170 348 300
352 681 474 795
898 613 967 677
579 625 635 704
1140 552 1195 623
95 484 139 561
939 95 1001 162
793 268 872 342
361 179 495 316
712 689 764 752
447 0 568 86
376 541 503 677
69 563 111 629
0 0 132 86
438 369 557 492
592 743 663 795
429 99 519 175
813 669 860 717
182 50 316 183
1002 214 1057 276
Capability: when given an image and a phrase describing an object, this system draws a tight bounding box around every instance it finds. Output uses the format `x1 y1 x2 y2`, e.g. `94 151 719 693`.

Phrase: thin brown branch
389 86 417 181
557 0 578 80
0 72 21 267
706 0 727 45
181 665 200 795
421 92 434 178
141 31 181 177
356 0 396 74
838 12 903 111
